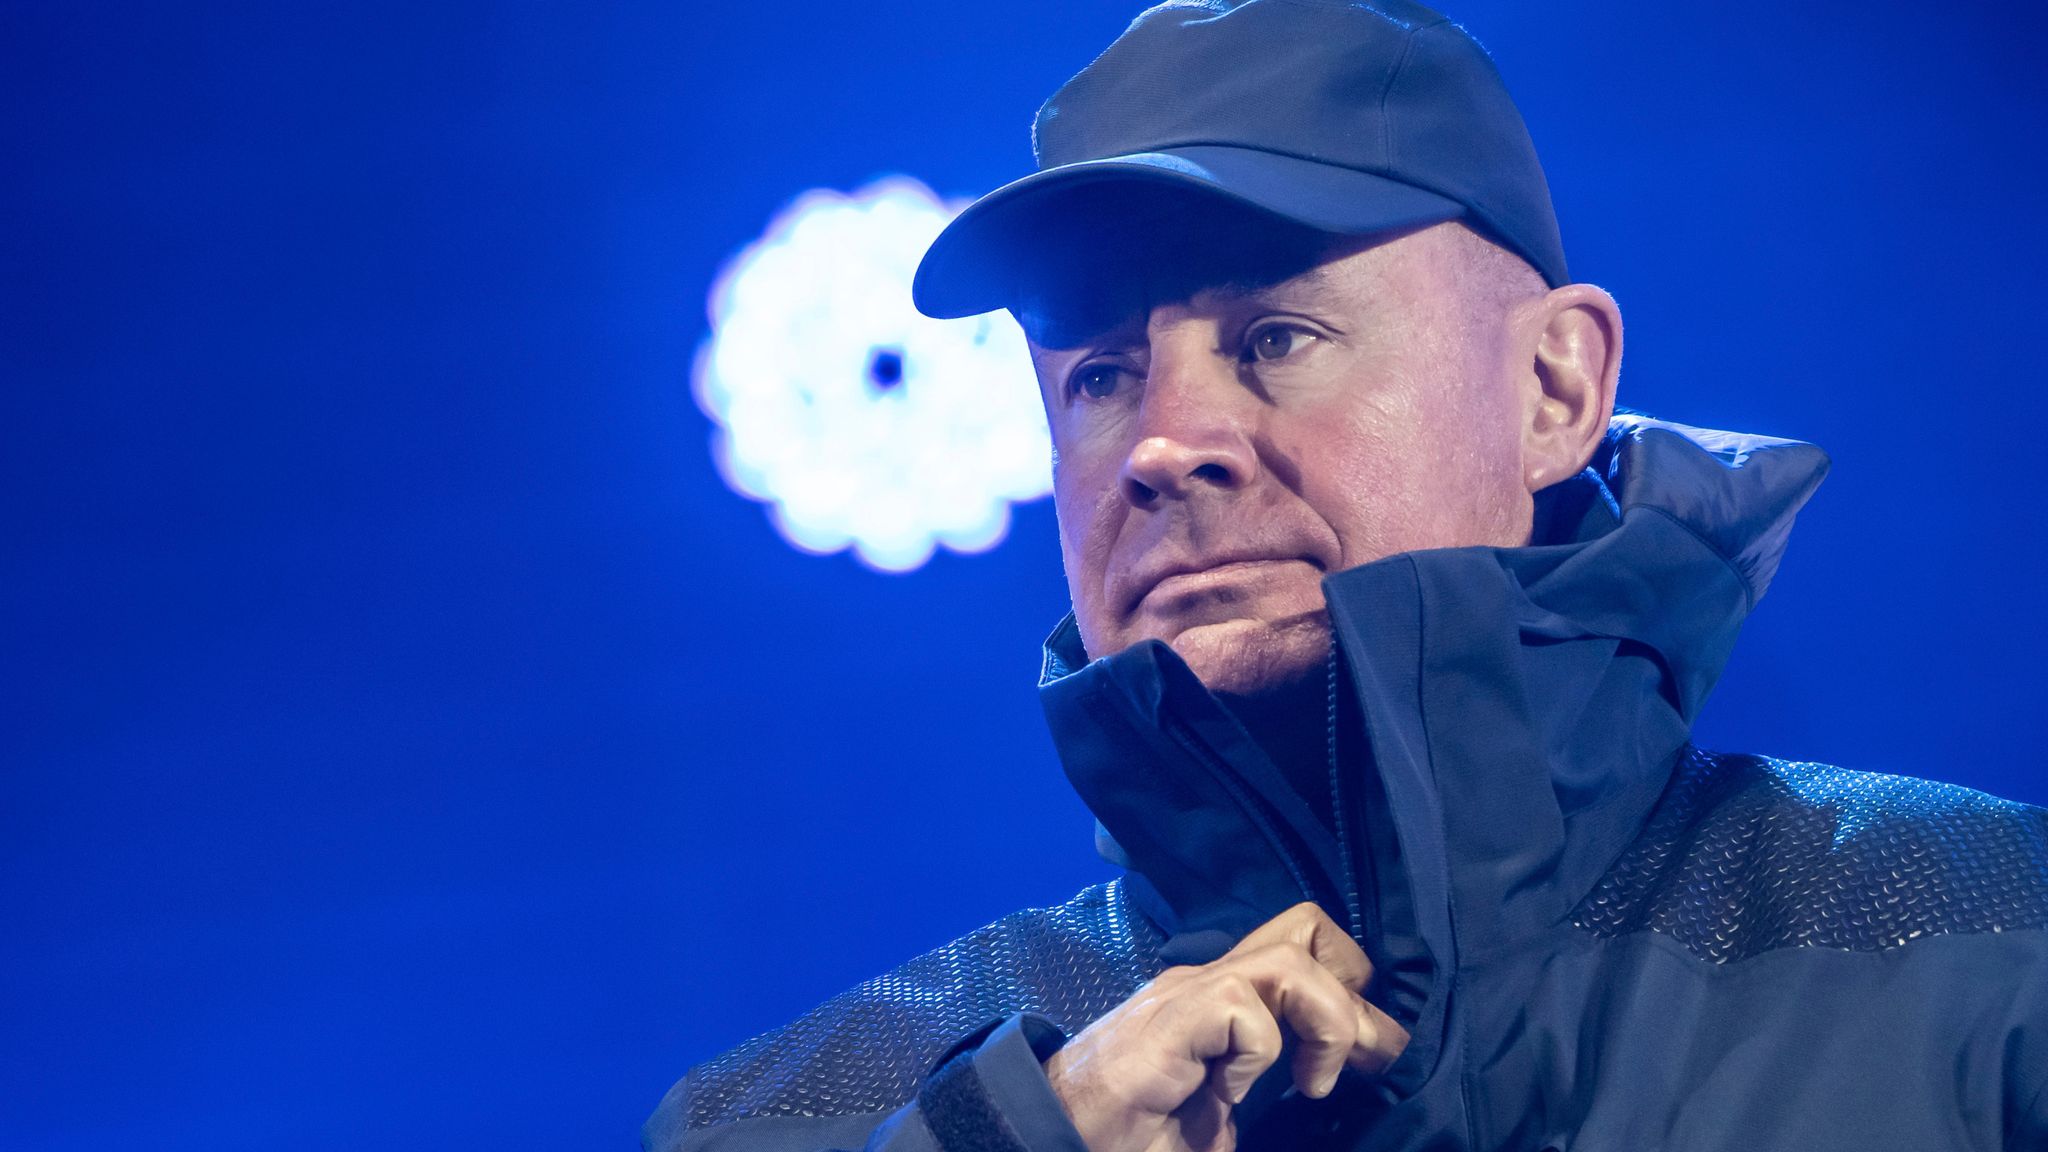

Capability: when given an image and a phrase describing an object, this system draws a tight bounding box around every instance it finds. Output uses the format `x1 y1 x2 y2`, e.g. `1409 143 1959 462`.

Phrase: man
647 2 2048 1149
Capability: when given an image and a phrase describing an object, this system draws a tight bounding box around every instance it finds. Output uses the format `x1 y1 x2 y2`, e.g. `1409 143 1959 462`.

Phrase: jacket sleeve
644 1015 1094 1152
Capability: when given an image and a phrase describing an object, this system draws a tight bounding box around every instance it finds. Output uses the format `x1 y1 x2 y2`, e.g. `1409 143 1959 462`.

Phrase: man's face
1021 218 1540 695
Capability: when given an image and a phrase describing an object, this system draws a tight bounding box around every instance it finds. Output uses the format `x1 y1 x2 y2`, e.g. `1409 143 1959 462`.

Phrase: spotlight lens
695 178 1050 573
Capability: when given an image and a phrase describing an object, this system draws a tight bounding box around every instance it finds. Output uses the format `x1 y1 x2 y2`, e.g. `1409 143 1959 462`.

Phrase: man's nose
1118 350 1258 508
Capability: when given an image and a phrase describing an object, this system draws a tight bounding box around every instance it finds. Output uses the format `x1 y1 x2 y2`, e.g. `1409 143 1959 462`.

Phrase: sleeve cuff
917 1014 1091 1152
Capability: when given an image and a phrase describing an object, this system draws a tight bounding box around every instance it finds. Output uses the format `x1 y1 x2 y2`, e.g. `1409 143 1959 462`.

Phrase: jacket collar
1037 415 1830 1081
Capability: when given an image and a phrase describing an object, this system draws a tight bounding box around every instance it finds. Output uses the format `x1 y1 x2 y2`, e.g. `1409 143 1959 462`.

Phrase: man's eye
1069 364 1124 400
1246 325 1310 362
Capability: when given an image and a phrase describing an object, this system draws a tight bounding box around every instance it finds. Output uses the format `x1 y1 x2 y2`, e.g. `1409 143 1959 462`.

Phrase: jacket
646 417 2048 1151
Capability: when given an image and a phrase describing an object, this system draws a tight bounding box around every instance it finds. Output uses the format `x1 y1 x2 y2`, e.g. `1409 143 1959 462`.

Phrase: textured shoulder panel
1573 748 2048 964
681 878 1165 1128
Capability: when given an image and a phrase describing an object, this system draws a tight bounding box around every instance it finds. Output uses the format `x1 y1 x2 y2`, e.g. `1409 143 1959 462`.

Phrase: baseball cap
911 0 1569 320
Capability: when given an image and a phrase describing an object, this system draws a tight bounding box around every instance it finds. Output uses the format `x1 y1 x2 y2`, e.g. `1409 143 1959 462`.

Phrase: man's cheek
1310 463 1412 567
1052 501 1118 651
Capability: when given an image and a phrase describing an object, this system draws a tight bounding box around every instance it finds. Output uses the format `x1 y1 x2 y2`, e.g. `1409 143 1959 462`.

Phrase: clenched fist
1042 903 1407 1152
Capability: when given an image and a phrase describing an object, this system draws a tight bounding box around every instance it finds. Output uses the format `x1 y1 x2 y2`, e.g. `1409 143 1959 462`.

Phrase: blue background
6 2 2045 1147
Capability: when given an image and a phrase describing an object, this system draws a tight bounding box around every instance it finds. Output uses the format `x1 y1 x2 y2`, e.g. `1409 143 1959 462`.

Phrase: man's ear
1513 283 1622 491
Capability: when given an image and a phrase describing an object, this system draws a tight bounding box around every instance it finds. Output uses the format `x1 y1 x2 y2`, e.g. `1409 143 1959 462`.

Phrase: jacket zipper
1324 640 1367 944
1151 641 1372 954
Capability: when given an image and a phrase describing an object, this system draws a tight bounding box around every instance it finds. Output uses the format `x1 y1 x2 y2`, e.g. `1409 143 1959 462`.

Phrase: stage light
695 177 1051 573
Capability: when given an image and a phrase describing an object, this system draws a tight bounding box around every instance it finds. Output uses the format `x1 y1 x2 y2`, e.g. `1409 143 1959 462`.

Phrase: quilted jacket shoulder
1573 747 2048 964
665 879 1165 1132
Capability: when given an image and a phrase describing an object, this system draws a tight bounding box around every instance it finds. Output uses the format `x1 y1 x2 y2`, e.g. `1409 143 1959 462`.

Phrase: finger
1230 943 1364 1098
1344 997 1411 1076
1190 985 1284 1106
1229 902 1373 991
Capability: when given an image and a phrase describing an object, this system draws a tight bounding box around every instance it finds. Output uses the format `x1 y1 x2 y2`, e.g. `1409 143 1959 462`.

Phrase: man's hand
1041 902 1409 1152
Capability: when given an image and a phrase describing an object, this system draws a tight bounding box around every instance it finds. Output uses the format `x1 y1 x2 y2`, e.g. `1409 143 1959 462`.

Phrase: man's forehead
1015 234 1404 356
1017 262 1345 352
996 186 1348 344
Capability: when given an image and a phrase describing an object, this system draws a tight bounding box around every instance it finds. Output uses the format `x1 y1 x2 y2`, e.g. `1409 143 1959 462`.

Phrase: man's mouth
1126 555 1325 618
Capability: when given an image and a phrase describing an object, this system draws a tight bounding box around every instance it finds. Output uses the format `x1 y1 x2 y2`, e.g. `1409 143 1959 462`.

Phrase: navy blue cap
912 0 1568 319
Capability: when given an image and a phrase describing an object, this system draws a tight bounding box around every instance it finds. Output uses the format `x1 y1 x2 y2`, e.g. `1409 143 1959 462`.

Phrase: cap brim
912 145 1466 319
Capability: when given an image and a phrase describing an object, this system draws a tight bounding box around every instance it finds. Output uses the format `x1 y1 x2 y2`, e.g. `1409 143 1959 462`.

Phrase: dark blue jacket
646 418 2048 1151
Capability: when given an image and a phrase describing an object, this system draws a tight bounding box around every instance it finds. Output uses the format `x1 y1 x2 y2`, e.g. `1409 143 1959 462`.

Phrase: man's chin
1160 614 1333 696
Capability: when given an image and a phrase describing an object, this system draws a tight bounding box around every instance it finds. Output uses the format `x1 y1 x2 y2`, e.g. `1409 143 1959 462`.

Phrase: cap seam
1378 17 1450 170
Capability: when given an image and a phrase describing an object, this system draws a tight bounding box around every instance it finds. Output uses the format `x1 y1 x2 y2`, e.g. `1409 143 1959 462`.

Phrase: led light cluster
695 177 1051 572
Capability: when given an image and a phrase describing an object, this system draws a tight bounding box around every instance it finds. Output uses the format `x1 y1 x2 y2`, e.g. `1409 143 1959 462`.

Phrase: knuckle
1295 1013 1352 1049
1212 971 1258 1005
1285 901 1335 928
1278 901 1322 930
1274 943 1326 980
1163 964 1251 1010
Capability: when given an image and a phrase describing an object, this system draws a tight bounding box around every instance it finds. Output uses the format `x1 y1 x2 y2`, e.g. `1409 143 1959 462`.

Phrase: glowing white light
695 177 1051 573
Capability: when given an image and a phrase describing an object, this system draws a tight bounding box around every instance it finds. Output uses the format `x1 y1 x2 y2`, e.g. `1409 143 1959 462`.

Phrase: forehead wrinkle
1194 264 1336 308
